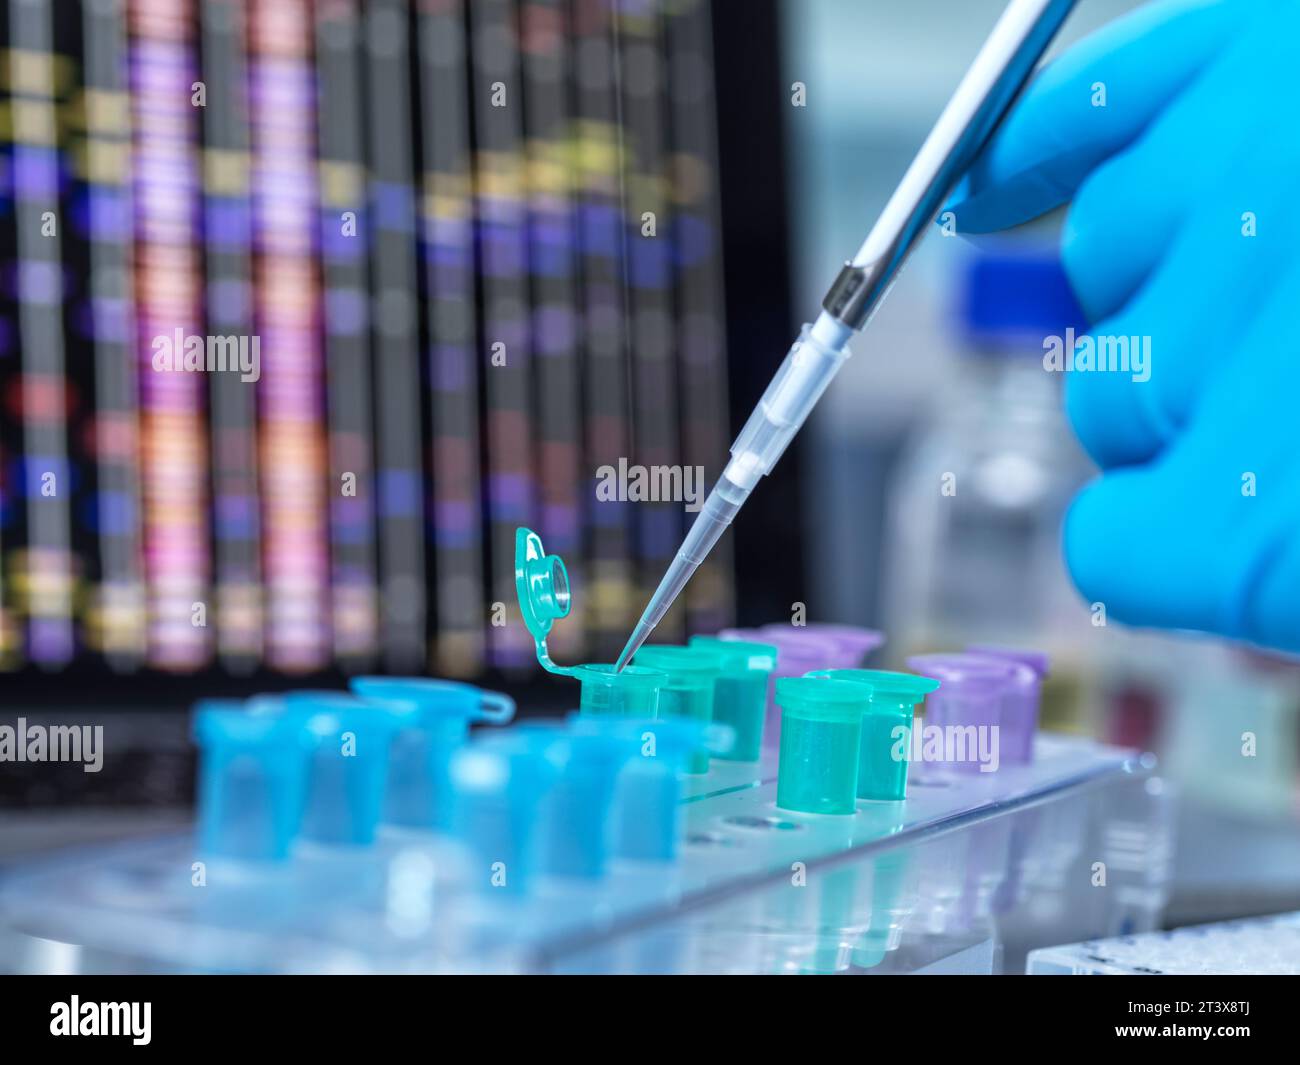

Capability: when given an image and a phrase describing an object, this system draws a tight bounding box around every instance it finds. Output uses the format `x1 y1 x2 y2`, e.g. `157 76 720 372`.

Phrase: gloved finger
1175 257 1300 649
1065 431 1300 651
943 0 1254 234
1063 138 1300 470
1064 463 1219 634
1064 260 1300 651
1061 2 1300 321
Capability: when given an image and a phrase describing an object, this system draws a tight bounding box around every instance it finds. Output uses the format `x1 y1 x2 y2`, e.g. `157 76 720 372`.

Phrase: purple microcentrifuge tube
967 645 1049 677
906 653 1021 774
965 646 1049 764
758 622 884 669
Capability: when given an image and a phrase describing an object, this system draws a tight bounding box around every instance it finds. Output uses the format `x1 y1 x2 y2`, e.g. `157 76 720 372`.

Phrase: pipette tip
613 620 652 674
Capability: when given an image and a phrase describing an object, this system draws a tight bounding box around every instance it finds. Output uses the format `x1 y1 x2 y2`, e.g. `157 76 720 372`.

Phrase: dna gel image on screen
0 0 732 680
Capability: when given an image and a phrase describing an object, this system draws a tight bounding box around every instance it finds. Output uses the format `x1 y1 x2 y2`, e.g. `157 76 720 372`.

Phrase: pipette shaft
614 0 1078 673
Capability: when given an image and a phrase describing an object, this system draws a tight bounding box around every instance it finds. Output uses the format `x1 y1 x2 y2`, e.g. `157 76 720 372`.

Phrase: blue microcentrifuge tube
348 676 514 830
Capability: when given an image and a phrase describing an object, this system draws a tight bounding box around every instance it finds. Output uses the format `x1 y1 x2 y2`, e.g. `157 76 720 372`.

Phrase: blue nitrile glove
943 0 1300 653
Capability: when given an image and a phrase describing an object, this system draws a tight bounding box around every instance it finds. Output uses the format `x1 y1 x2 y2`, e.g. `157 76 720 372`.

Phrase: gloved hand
944 0 1300 653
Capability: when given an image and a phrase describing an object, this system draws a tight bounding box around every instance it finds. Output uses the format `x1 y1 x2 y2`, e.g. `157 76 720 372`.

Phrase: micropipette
614 0 1079 672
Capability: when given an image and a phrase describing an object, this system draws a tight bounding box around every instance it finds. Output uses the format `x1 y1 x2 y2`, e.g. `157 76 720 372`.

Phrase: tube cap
721 626 828 667
349 676 514 724
689 635 778 673
807 668 940 706
775 675 871 720
960 250 1087 350
634 644 723 684
966 645 1050 678
906 653 1013 692
514 527 571 641
514 526 576 675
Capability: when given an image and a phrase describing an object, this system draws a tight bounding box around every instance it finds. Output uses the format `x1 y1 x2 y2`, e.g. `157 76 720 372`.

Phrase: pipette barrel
615 318 854 671
613 0 1081 673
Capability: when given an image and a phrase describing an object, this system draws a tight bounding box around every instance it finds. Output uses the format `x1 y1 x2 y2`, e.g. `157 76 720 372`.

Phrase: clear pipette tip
613 618 655 674
614 476 743 672
614 546 706 672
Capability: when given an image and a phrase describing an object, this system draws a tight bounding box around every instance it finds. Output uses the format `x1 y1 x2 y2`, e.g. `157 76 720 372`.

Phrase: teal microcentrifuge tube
515 527 668 714
572 663 666 717
774 676 872 815
720 626 837 752
688 635 777 761
807 668 940 801
632 644 724 774
347 676 514 830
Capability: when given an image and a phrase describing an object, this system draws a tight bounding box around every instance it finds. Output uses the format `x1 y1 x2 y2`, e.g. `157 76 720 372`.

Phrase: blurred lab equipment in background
882 247 1095 733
